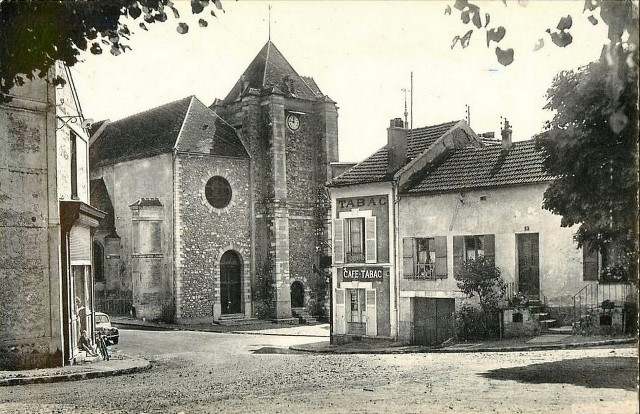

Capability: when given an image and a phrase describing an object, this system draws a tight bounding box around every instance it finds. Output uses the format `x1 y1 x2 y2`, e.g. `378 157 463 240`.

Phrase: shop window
333 216 377 264
453 234 495 278
403 236 447 279
205 176 232 208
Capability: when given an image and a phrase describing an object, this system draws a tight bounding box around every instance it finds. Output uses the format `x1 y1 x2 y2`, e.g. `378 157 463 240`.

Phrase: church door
290 281 305 308
220 251 242 315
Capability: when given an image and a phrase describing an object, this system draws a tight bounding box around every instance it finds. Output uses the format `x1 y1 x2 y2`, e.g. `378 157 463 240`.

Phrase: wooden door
413 298 455 346
220 251 242 314
517 233 540 297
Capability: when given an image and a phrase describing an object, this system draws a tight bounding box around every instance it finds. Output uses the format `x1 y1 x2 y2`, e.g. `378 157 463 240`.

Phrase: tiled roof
176 98 248 158
222 41 321 103
405 139 553 194
90 96 248 167
330 121 459 186
90 96 192 167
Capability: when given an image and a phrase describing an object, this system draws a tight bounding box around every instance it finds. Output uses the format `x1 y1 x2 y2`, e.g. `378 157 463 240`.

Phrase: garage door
413 298 455 346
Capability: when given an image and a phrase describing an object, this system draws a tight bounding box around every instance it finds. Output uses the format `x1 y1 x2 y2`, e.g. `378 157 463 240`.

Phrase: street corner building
328 118 636 345
1 62 105 369
89 41 338 324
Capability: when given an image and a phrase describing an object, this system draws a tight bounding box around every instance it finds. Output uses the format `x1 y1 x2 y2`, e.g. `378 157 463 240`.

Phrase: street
0 328 637 414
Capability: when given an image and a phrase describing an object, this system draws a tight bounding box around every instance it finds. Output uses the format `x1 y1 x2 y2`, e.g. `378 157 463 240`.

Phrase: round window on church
205 176 232 208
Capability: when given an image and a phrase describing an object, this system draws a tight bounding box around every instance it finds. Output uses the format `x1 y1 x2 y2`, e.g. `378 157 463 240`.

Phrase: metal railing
573 282 633 326
95 297 133 316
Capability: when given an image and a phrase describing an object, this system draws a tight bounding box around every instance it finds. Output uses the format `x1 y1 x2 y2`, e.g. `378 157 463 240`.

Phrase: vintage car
95 312 119 345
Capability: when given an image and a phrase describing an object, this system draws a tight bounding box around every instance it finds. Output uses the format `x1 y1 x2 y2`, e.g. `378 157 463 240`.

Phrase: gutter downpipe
392 180 401 340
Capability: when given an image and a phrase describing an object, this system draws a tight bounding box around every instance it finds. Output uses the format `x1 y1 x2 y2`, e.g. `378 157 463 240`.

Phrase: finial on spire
268 5 271 41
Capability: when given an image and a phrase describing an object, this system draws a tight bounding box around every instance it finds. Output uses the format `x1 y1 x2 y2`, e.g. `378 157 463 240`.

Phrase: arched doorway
290 280 305 308
220 251 242 315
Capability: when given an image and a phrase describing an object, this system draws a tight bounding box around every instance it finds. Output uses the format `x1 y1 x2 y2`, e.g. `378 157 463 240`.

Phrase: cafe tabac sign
342 267 385 282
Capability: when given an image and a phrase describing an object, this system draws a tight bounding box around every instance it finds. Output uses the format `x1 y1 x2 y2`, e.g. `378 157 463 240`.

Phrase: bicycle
95 332 110 361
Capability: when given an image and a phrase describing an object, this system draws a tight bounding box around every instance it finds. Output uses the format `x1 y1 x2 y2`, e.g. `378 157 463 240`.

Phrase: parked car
95 312 119 345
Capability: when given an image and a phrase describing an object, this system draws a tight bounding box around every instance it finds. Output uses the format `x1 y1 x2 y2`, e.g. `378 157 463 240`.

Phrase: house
328 118 633 344
0 62 105 368
90 41 338 323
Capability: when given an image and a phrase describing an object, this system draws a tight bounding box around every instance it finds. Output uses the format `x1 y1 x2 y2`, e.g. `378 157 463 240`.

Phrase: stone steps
547 325 573 334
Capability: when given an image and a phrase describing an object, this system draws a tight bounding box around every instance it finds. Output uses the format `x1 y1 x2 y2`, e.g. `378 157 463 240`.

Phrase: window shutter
335 288 346 334
402 237 415 278
333 219 344 264
453 236 464 279
583 243 599 281
365 217 377 263
70 225 91 265
365 289 377 336
434 236 448 278
484 234 495 264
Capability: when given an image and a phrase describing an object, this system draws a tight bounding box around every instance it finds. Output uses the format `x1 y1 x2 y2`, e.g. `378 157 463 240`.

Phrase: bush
456 256 506 312
455 305 501 340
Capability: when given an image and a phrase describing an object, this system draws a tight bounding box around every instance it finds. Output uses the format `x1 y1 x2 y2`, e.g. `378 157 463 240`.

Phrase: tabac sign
342 267 385 282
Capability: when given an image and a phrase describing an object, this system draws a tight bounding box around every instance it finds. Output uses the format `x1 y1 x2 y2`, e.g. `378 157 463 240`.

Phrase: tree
448 0 638 135
537 59 638 277
456 256 506 312
0 0 224 101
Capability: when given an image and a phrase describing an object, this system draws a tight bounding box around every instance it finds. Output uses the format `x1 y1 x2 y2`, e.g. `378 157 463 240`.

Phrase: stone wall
175 153 252 321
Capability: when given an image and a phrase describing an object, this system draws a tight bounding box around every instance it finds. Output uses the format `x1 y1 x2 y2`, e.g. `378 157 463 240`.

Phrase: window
346 218 365 263
453 234 495 278
464 235 485 260
583 243 607 281
333 216 377 264
205 176 232 208
70 131 78 199
403 236 447 279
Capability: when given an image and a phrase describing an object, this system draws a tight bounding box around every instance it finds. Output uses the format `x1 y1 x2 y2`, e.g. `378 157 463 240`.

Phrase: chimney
387 117 408 174
501 119 512 150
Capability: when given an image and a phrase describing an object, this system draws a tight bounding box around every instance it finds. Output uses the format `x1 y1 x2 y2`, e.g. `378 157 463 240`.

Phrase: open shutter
483 234 495 264
335 288 346 334
365 289 377 336
583 243 599 281
434 236 448 279
365 216 377 264
453 236 464 279
333 219 344 264
402 237 415 278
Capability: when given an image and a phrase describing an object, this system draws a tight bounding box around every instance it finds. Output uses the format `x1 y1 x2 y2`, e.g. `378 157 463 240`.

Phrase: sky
72 0 609 162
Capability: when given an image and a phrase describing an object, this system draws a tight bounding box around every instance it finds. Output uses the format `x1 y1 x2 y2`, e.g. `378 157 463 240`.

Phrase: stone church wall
174 153 252 322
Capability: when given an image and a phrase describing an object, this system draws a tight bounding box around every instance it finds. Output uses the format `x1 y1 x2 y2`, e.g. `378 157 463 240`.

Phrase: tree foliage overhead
0 0 224 101
447 0 638 67
537 59 638 268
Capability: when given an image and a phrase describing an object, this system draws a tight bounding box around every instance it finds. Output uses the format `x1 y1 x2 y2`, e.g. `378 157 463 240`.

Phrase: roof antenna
410 71 413 130
466 104 471 126
401 87 409 128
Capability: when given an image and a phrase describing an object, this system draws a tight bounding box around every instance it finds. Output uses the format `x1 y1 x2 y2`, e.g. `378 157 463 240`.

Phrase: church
90 41 338 323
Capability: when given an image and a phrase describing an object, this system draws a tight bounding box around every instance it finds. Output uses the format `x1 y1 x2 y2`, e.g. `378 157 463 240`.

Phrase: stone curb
231 331 329 338
289 338 637 355
0 357 151 387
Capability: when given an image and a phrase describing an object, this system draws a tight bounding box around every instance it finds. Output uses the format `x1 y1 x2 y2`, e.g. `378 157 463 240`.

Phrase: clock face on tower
286 113 300 131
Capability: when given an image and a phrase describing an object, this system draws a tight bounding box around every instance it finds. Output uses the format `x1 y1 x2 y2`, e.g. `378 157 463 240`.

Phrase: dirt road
0 329 636 413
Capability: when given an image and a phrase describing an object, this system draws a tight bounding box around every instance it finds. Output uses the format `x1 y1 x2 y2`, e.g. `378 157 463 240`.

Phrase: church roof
89 178 115 232
330 121 460 186
222 41 323 103
90 96 248 167
404 139 553 194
